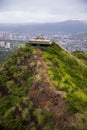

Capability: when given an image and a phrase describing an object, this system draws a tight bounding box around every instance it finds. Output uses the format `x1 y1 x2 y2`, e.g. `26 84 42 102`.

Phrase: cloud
0 0 87 23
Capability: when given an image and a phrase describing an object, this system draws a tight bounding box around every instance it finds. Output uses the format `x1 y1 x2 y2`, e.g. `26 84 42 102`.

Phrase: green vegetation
0 42 87 129
0 41 24 62
43 43 87 129
0 45 34 130
0 44 57 130
0 49 14 62
72 51 87 65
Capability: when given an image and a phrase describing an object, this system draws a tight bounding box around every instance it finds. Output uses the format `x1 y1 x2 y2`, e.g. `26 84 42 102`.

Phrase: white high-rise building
0 41 5 47
5 42 11 49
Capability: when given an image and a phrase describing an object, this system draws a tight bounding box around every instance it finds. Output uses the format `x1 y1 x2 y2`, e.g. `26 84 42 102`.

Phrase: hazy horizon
0 20 86 24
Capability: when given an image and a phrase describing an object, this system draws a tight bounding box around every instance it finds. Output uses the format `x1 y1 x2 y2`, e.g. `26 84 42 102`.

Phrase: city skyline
0 0 87 23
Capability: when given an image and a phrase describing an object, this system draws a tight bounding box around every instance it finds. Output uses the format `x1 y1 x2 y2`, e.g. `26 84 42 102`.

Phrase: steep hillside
43 43 87 129
72 51 87 66
0 43 87 130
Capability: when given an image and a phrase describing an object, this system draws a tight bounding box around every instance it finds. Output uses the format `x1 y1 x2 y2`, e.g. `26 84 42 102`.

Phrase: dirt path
28 49 70 130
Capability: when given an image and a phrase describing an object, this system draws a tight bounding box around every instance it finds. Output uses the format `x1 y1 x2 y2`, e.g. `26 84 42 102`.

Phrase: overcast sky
0 0 87 23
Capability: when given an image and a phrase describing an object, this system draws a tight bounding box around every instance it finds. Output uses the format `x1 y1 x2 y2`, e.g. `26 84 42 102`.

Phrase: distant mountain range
0 20 87 34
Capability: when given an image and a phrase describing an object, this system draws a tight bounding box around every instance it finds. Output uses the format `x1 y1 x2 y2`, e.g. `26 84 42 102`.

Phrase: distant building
0 41 5 47
5 42 11 49
28 36 52 46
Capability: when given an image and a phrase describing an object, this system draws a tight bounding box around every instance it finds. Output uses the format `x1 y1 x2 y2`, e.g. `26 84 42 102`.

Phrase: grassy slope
0 44 57 130
72 51 87 66
43 43 87 129
0 43 87 130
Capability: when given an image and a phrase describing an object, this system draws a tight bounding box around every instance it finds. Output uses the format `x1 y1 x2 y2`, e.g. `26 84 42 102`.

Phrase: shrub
33 108 46 126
